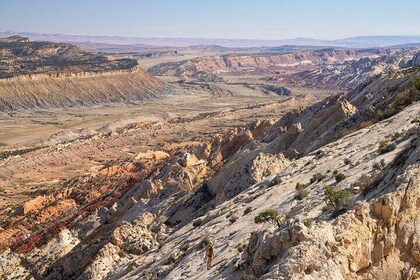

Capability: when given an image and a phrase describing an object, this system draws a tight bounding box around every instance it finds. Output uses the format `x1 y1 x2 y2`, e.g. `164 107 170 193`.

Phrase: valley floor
0 81 332 208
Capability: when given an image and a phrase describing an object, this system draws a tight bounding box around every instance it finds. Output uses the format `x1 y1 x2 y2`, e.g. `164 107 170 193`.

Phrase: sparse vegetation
0 146 45 160
411 116 420 124
335 172 346 182
353 173 375 193
192 218 203 227
309 173 326 184
323 186 351 210
303 218 312 228
229 214 238 223
295 183 309 200
378 139 389 149
237 242 247 253
378 142 396 154
254 209 281 227
391 131 403 142
243 206 253 215
295 182 305 190
344 158 351 165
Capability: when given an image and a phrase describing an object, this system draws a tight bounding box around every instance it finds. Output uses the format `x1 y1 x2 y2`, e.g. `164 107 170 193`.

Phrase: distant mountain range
1 31 420 48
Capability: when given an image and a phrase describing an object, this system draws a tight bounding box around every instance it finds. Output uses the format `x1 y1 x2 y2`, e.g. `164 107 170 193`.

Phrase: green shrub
303 218 312 228
344 158 351 165
310 173 326 184
192 218 203 227
335 172 346 182
254 209 281 227
391 132 402 141
378 142 396 154
324 186 351 210
243 206 253 215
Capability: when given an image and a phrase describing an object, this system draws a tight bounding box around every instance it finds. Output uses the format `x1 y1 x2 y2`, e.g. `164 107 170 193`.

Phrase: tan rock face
241 137 420 280
209 152 290 203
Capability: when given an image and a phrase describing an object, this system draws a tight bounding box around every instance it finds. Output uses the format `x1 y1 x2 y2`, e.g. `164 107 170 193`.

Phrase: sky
1 0 419 40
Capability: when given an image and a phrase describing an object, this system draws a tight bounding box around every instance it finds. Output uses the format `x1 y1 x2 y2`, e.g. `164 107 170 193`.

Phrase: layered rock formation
283 49 416 89
0 35 136 78
149 49 372 81
0 65 419 279
149 47 417 91
0 36 169 112
0 66 168 111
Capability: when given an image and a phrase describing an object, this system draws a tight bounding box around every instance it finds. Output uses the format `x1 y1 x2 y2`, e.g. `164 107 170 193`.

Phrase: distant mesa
0 35 30 43
0 35 169 112
0 35 138 79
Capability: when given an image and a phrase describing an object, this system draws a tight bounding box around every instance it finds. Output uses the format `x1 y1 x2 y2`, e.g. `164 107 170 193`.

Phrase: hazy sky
1 0 419 39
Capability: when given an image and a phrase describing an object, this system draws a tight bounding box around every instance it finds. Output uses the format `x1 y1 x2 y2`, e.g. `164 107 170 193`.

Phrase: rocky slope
282 49 416 89
0 36 169 112
0 65 419 279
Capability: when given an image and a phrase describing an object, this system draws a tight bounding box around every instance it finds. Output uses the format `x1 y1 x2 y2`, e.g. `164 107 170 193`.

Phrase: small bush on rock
378 142 396 154
303 218 312 228
254 209 281 227
310 173 326 184
192 218 203 227
335 172 346 182
243 206 253 215
324 186 351 210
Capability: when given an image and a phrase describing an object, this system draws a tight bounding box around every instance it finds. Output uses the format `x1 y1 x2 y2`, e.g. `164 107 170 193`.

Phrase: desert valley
0 2 419 279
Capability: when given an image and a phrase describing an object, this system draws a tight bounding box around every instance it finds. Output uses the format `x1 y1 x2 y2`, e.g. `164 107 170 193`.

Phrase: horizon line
3 30 420 42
